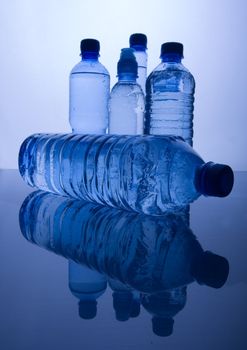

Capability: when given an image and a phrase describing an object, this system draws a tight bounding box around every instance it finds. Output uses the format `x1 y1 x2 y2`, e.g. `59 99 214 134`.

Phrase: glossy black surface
0 170 246 349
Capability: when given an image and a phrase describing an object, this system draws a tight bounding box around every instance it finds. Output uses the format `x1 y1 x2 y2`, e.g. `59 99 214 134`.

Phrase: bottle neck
130 45 147 52
118 73 137 82
81 52 99 60
161 53 182 63
196 162 234 198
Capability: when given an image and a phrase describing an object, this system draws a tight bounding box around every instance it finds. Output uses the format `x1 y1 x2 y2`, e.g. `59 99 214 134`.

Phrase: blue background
0 0 246 170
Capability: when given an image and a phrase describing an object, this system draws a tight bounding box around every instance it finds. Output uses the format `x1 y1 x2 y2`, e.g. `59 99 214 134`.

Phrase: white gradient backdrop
0 0 246 170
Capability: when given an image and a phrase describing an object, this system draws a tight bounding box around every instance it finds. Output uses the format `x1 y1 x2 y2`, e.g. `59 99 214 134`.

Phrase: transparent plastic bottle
145 42 195 145
69 38 110 134
141 287 187 337
69 260 107 319
108 278 140 321
19 133 234 215
109 48 144 134
129 33 147 93
20 191 230 294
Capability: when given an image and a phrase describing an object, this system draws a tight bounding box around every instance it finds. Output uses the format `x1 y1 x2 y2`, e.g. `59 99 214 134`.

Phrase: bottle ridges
19 133 204 214
20 191 193 293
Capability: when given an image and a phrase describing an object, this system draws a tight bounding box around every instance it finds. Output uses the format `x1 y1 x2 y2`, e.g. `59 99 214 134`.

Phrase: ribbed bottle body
145 63 195 146
20 191 197 293
19 133 203 214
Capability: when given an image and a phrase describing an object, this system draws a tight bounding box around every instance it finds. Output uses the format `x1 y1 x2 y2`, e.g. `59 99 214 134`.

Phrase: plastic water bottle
69 260 107 319
19 133 234 215
69 39 110 134
145 42 195 145
20 191 229 294
108 278 140 321
129 33 147 93
109 48 145 134
141 287 187 337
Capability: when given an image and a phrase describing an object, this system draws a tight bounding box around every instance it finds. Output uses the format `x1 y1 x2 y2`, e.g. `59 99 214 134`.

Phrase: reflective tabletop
0 170 246 350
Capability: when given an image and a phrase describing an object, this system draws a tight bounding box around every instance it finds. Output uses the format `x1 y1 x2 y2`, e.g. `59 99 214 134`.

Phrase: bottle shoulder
149 62 193 76
147 62 195 86
111 81 144 96
70 60 110 75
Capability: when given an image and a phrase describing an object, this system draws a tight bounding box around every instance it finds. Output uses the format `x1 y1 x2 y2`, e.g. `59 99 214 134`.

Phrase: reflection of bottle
19 133 234 215
69 260 107 319
108 278 140 321
142 287 186 337
20 191 229 294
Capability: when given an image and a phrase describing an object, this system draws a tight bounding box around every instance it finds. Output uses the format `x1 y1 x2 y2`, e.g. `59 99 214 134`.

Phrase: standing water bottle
145 42 195 145
19 133 234 215
69 39 110 134
109 48 144 134
129 33 147 94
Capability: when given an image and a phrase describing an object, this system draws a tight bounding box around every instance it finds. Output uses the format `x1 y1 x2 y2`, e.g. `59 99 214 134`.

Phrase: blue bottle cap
130 299 141 318
78 300 97 319
198 162 234 197
117 48 138 77
113 291 133 321
129 33 147 50
161 42 183 57
192 251 229 289
80 39 100 54
152 316 174 337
